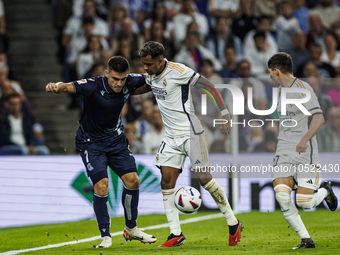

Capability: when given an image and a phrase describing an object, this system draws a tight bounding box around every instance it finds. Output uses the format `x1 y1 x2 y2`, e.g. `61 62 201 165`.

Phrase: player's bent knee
124 177 140 189
94 179 109 196
296 194 314 209
94 185 109 196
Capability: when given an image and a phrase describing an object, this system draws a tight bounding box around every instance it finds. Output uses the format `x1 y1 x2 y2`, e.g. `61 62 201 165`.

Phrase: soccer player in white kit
268 53 338 249
137 41 242 247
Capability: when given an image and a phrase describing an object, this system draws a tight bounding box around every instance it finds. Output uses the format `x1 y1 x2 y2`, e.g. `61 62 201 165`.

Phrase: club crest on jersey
100 90 105 96
156 153 159 161
123 86 128 94
77 79 87 84
163 78 167 87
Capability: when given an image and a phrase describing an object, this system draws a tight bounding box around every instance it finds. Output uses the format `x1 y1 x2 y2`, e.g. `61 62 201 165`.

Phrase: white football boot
96 236 112 248
123 226 157 243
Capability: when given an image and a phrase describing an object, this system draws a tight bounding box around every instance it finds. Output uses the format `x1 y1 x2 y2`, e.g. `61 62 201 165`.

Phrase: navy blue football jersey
72 74 145 140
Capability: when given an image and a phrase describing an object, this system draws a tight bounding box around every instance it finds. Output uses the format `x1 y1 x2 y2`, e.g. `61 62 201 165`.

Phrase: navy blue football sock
122 186 139 228
93 194 111 237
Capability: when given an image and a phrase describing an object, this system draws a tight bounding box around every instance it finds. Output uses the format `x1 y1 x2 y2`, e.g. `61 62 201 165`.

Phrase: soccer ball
174 186 202 213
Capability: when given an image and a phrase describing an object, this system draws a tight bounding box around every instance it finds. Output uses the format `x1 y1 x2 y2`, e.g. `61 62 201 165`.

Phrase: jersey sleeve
72 78 97 97
173 64 199 86
127 73 146 91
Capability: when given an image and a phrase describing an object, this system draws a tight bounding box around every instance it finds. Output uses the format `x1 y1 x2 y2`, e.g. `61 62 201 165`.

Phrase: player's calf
295 186 328 210
203 179 242 245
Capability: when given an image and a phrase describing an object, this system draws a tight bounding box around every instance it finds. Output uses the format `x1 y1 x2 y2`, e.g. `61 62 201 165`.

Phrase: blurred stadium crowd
0 0 340 155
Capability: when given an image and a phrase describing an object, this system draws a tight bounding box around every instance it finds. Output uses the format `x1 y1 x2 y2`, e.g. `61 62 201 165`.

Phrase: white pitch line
1 213 223 255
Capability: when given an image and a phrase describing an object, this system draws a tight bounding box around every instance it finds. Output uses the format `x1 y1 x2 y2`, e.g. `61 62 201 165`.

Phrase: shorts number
84 150 89 163
273 156 280 167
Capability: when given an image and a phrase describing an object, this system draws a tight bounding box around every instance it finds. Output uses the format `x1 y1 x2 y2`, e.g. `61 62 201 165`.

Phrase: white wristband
221 109 229 116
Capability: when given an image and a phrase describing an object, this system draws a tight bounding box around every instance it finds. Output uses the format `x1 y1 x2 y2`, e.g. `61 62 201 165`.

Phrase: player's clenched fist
45 82 60 93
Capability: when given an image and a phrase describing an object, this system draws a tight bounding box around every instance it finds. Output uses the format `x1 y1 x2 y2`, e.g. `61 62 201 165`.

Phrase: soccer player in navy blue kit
45 56 157 248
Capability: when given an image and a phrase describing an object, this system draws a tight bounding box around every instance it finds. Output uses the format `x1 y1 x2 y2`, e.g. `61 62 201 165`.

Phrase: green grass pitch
0 210 339 255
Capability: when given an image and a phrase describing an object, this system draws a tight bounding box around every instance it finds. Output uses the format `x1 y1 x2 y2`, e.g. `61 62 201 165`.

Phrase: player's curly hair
138 41 165 59
267 52 293 74
107 56 130 73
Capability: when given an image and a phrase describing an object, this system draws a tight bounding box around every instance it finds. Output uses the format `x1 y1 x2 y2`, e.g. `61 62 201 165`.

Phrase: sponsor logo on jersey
151 87 167 100
163 78 167 87
77 79 87 84
151 87 167 95
306 179 313 184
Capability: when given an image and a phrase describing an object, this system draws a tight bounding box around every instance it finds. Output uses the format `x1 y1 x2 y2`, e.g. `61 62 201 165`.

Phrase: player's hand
296 139 308 154
220 114 231 136
45 82 60 93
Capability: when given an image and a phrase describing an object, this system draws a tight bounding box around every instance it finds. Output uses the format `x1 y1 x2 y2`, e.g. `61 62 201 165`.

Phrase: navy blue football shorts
76 133 137 184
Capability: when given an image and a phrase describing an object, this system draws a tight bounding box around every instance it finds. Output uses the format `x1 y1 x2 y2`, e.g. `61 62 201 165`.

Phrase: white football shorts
272 152 321 190
153 134 210 171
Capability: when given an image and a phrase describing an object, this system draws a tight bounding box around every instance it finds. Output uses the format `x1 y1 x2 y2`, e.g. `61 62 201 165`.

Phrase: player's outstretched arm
191 75 231 135
131 84 152 95
296 113 325 153
45 82 75 94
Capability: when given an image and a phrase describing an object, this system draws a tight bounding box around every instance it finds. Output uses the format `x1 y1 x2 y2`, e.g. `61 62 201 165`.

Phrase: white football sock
162 188 181 235
203 179 238 226
275 184 310 239
296 188 327 209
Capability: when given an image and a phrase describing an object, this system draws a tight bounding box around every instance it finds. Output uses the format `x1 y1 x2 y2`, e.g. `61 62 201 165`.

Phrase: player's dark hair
267 52 293 74
107 56 130 73
138 41 165 59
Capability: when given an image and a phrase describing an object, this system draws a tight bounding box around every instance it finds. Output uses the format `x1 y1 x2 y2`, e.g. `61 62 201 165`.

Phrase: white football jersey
145 60 204 137
276 78 322 158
